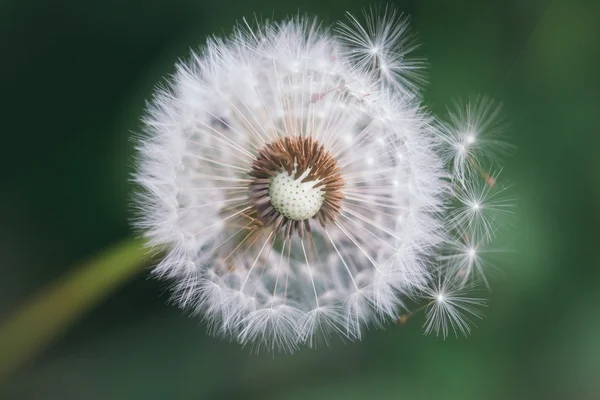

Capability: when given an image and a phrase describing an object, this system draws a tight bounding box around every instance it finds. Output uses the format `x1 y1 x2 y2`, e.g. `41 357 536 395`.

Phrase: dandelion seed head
133 8 513 351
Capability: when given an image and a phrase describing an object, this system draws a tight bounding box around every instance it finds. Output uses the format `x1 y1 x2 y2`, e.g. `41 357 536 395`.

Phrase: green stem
0 237 149 382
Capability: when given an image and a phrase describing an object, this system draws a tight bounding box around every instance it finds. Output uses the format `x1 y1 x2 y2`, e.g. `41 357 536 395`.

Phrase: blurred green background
1 0 599 399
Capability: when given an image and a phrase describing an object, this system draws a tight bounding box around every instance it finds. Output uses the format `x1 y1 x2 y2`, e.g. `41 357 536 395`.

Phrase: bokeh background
1 0 599 399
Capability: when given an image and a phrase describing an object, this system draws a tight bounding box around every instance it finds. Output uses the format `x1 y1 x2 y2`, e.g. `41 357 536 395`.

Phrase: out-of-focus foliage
1 0 599 399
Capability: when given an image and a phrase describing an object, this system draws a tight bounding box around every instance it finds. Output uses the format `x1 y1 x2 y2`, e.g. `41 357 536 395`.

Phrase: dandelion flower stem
0 237 149 382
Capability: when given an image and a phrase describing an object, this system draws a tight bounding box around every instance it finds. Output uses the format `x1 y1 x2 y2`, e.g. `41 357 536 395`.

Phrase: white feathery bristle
132 8 513 352
440 96 513 181
422 274 486 339
450 169 515 242
336 5 425 96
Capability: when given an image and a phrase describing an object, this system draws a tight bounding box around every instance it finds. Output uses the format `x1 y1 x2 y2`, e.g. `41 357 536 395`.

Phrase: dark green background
2 0 599 398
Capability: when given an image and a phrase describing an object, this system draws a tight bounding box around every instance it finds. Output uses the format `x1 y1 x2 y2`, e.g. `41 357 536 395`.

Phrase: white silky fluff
134 9 509 351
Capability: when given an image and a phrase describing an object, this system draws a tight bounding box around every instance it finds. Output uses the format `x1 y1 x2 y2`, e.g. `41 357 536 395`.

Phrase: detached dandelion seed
133 8 513 352
422 275 486 338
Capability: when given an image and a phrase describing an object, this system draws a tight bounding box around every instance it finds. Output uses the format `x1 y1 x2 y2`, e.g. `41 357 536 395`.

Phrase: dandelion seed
440 96 513 181
450 169 515 241
133 8 512 351
336 5 425 96
422 275 486 339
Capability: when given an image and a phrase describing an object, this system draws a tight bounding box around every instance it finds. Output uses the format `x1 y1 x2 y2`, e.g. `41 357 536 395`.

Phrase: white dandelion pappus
133 9 511 352
440 96 513 182
450 168 515 242
439 232 491 289
422 275 486 339
336 5 425 96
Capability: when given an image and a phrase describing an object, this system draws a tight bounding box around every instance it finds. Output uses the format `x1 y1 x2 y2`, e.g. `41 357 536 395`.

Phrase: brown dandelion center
248 136 344 238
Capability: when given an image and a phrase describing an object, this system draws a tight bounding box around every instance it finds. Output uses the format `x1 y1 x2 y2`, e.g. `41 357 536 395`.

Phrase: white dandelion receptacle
268 170 325 221
134 7 513 351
